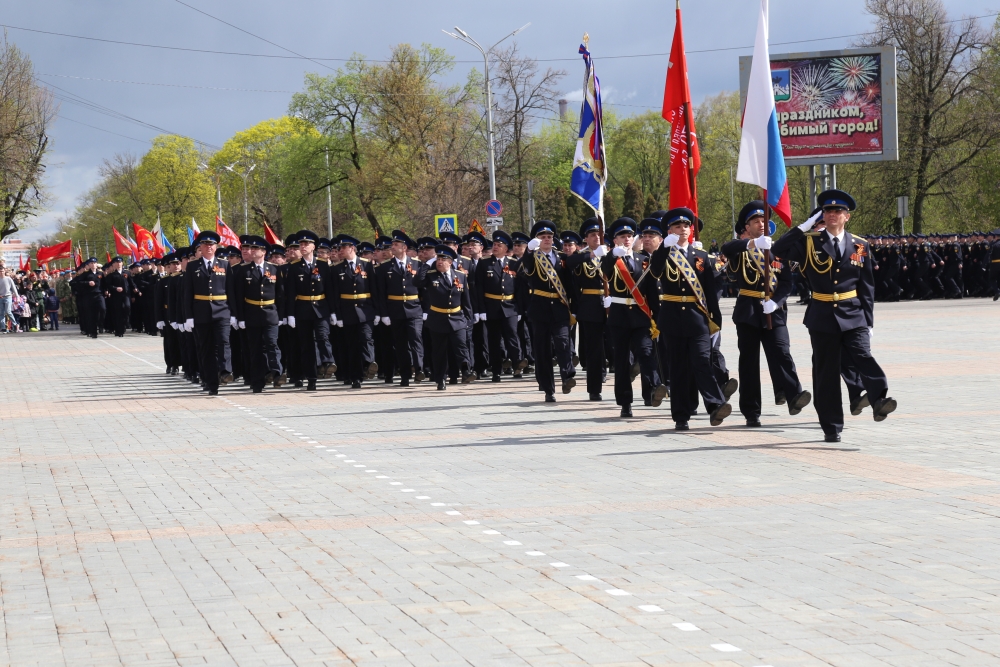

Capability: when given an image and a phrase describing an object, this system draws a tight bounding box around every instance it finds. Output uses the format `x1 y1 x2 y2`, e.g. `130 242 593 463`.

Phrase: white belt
608 296 635 305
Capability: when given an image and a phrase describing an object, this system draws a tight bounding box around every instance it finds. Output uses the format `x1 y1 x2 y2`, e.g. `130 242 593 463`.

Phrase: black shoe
516 359 529 372
437 381 445 390
572 354 580 368
264 371 275 385
400 378 410 387
545 393 556 403
384 377 394 384
351 381 362 389
723 378 739 401
449 378 458 385
620 405 633 418
513 372 523 379
294 380 304 388
675 421 689 431
788 390 812 416
774 391 786 405
643 399 652 406
462 372 476 384
364 362 379 380
220 372 234 385
414 370 425 383
872 396 897 422
589 393 602 401
252 387 263 394
850 393 870 416
492 375 502 383
274 373 287 388
322 363 337 379
824 432 841 443
746 418 762 427
502 359 512 372
709 403 732 426
561 377 576 394
307 379 317 391
651 384 668 408
165 366 172 374
207 388 219 396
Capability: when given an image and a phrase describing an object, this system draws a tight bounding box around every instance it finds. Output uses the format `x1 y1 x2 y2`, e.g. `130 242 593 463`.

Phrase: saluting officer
648 209 732 430
331 235 378 388
474 229 525 382
721 201 811 426
422 244 476 389
234 235 284 393
283 230 336 391
182 231 233 395
374 230 427 387
772 189 896 442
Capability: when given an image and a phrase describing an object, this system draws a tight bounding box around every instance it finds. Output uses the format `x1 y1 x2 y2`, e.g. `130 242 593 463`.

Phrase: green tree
136 135 216 242
621 179 644 221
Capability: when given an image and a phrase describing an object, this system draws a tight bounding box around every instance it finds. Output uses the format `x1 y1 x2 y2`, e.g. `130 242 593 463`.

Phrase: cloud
19 153 101 243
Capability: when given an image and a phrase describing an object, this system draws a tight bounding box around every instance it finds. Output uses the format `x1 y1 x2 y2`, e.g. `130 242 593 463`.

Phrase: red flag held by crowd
36 239 73 265
19 254 28 271
662 2 700 236
216 216 241 248
263 220 282 246
132 221 164 259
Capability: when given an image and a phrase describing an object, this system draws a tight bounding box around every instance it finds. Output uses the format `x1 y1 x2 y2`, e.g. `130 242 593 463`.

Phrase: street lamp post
443 23 530 202
225 162 256 234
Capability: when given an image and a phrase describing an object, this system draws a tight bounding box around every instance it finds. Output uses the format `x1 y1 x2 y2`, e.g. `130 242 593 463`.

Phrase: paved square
2 299 999 666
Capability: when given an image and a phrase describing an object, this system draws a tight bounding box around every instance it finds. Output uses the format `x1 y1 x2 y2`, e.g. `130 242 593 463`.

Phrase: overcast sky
5 0 997 241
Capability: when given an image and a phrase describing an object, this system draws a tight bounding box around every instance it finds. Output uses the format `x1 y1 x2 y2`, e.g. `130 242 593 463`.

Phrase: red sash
615 257 660 339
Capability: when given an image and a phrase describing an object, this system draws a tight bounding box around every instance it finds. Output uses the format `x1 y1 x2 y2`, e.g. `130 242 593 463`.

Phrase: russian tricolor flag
737 0 791 225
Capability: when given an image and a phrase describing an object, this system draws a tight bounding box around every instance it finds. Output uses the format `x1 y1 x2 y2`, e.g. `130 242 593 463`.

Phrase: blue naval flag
570 39 607 218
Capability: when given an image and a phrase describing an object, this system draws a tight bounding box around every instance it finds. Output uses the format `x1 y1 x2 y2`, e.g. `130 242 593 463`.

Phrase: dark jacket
182 257 231 323
601 250 655 329
375 256 426 321
283 258 332 321
648 244 722 337
474 255 520 320
565 250 606 323
235 261 282 327
331 257 377 325
720 239 792 328
422 267 473 333
519 249 574 324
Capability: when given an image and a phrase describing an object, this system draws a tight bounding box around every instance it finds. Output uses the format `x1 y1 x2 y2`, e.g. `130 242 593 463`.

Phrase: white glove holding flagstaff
230 317 238 328
184 318 194 332
287 316 296 329
329 314 337 325
602 296 613 308
664 233 680 248
475 313 485 323
157 321 164 330
798 209 824 232
762 299 778 314
335 319 344 327
592 245 608 258
422 312 428 321
374 316 381 325
753 236 773 250
238 321 246 329
612 246 628 257
527 238 541 251
381 316 390 326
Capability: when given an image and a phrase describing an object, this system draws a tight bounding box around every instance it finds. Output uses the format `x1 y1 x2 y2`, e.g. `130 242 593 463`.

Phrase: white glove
612 246 628 257
592 245 608 258
762 299 778 314
527 238 541 251
170 322 178 330
374 316 381 325
157 321 164 330
664 233 680 248
329 314 337 325
184 318 194 332
280 318 287 326
381 316 390 326
335 319 344 327
711 332 721 347
798 209 823 232
517 314 521 321
692 241 704 250
230 316 238 328
475 313 485 323
426 258 435 266
754 236 773 250
238 321 246 329
287 316 296 328
602 296 613 308
868 327 874 344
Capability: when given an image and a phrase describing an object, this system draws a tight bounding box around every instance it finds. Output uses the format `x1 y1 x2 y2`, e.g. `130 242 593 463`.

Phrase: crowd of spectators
0 261 76 334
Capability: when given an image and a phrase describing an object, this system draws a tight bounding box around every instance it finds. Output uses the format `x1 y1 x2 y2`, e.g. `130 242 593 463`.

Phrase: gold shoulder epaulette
804 231 822 237
359 257 371 263
461 255 471 261
290 258 301 264
333 259 344 265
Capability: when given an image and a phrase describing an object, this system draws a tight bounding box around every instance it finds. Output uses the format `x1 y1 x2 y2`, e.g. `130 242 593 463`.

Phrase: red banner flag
113 227 136 258
36 239 73 265
216 216 241 248
263 220 282 247
132 221 164 259
662 4 700 227
19 254 27 271
75 246 83 268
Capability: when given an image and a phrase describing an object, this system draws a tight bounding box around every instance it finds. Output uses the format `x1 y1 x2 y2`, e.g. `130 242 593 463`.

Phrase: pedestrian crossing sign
434 214 457 237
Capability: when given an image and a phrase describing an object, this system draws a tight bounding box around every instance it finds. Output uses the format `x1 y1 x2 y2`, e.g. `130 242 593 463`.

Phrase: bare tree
861 0 1000 232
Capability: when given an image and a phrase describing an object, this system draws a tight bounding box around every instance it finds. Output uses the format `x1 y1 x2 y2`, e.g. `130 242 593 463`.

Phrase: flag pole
678 0 699 242
762 195 773 330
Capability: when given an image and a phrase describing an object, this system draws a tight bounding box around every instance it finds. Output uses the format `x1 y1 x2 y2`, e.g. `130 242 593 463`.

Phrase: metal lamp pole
225 163 256 234
443 23 530 202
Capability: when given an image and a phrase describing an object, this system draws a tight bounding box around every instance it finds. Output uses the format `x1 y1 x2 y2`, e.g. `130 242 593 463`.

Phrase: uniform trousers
182 330 199 377
390 317 424 380
295 319 333 380
246 324 281 390
529 319 574 395
578 320 606 395
609 324 658 407
517 318 534 365
193 319 232 390
162 325 182 368
342 322 375 382
735 322 803 419
809 327 888 435
486 314 521 377
83 297 105 338
473 320 489 374
375 321 396 380
641 333 669 404
230 326 245 379
431 328 471 383
667 333 726 423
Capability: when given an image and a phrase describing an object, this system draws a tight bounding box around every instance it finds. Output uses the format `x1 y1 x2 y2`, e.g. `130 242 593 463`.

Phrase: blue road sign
434 214 458 237
485 200 502 217
768 220 777 236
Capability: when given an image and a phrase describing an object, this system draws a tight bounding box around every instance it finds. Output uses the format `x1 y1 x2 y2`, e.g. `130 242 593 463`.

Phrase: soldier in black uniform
772 189 896 442
422 244 476 389
331 235 378 388
102 256 129 337
283 230 336 391
474 230 524 383
234 236 284 393
71 258 104 338
572 218 609 401
521 220 577 403
182 231 233 395
154 252 182 374
721 201 811 426
374 230 427 387
648 209 732 430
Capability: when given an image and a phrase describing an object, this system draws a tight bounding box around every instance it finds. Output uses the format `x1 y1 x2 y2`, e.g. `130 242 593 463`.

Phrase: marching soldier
374 230 427 387
71 258 104 338
331 235 378 388
154 253 182 374
772 189 896 442
521 220 577 403
721 201 811 426
283 230 336 391
234 235 284 393
474 230 525 382
182 231 233 396
103 256 129 337
571 218 609 400
422 244 476 389
648 208 732 430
